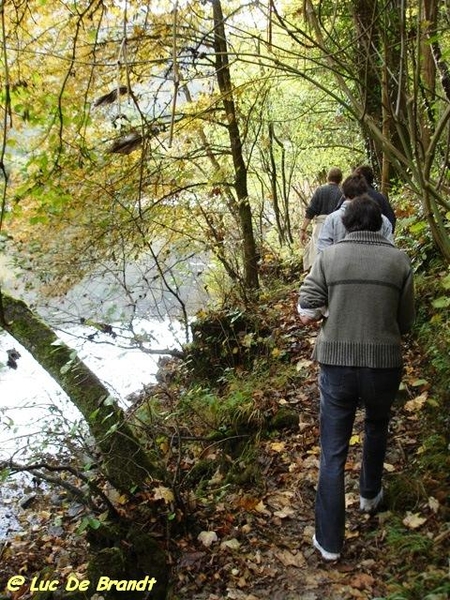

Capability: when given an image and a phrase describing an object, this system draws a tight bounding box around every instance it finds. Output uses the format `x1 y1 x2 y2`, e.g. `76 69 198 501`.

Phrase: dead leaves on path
173 433 387 599
173 308 448 600
1 294 448 600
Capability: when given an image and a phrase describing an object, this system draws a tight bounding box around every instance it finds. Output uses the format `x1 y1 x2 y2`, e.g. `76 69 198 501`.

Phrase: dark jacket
305 183 343 219
366 187 396 232
335 186 396 232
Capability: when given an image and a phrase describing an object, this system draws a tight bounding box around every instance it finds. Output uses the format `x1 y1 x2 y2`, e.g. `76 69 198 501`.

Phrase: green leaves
60 349 78 375
431 296 450 309
431 270 450 309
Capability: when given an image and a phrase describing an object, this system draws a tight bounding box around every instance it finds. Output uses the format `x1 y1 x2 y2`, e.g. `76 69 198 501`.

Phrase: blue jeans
315 364 402 553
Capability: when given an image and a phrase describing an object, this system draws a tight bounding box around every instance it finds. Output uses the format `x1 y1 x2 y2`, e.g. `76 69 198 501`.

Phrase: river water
0 247 206 455
0 251 207 540
0 317 182 457
0 317 185 540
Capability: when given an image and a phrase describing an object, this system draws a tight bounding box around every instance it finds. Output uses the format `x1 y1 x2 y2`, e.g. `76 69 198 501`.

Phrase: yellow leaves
153 485 174 503
349 434 361 446
404 392 428 413
197 530 218 547
241 333 255 348
403 511 428 529
269 441 285 452
383 462 396 473
253 500 270 515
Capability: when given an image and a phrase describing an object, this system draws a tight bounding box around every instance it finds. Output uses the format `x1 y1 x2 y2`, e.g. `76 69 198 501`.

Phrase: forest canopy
2 0 448 318
1 3 450 599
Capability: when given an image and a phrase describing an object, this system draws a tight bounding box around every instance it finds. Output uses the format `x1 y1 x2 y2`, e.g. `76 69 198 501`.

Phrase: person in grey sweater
317 173 393 254
298 195 415 561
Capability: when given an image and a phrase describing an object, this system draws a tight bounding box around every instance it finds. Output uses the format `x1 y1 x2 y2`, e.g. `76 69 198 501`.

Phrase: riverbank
1 277 449 600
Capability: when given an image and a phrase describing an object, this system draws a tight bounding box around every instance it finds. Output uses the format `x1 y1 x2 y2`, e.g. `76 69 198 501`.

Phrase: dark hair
342 174 369 199
353 165 374 186
327 167 343 184
342 195 382 232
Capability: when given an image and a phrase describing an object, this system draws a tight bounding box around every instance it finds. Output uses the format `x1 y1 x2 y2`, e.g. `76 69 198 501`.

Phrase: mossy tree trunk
1 293 165 493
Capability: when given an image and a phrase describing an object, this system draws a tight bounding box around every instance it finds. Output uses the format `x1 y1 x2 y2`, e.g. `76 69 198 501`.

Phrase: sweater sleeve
398 265 415 334
298 253 329 310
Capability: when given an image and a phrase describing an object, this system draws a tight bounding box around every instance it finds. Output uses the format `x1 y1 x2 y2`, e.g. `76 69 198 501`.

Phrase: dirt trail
172 391 406 600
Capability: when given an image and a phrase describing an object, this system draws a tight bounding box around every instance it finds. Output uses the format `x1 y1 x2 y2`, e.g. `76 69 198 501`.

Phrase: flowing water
0 250 207 541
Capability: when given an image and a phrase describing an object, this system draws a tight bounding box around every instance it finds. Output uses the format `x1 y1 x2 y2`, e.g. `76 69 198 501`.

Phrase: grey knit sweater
298 231 415 368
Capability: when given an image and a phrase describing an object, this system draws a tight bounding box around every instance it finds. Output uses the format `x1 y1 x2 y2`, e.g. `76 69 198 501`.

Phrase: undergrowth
377 259 450 600
131 252 449 599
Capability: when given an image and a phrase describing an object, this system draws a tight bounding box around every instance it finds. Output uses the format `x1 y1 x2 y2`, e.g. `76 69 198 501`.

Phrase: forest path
0 293 446 600
172 296 442 600
173 386 407 600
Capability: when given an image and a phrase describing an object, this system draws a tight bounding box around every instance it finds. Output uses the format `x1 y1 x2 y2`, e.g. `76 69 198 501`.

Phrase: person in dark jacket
298 195 415 561
317 174 393 253
300 167 343 270
354 165 396 231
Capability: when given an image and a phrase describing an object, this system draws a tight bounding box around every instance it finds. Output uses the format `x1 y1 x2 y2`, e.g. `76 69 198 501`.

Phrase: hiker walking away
317 173 393 254
300 167 343 271
297 196 415 561
354 164 396 232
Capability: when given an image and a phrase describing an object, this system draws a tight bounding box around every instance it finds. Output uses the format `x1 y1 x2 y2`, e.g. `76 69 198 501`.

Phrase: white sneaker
312 534 340 561
360 489 383 513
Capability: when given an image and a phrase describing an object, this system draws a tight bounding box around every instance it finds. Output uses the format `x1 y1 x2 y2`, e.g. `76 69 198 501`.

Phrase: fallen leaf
345 492 359 507
179 551 206 568
220 538 241 551
254 500 271 515
404 392 428 412
403 511 427 529
197 531 218 547
273 506 296 519
226 591 259 600
266 490 294 509
383 462 396 472
350 573 375 590
210 468 224 484
428 496 440 513
270 441 286 452
410 378 429 387
275 548 305 567
153 485 174 503
296 358 313 371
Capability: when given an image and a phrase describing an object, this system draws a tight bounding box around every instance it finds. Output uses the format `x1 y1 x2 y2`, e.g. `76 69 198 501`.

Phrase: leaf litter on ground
1 291 448 599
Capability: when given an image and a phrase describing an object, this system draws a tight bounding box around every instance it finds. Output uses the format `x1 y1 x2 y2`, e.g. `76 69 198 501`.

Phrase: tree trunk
352 0 383 174
1 292 165 492
211 0 259 292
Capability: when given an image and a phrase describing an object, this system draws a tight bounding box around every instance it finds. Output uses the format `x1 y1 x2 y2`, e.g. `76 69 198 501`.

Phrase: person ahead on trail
300 167 343 271
353 164 396 232
316 173 393 254
297 195 415 561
